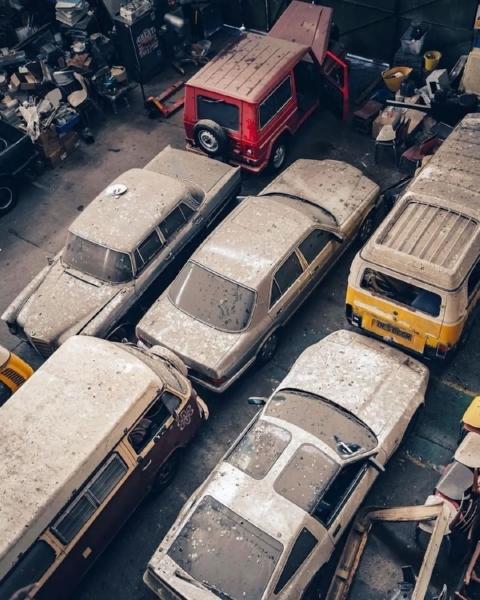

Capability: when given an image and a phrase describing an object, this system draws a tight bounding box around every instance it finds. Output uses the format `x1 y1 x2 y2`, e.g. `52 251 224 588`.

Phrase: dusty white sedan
136 159 380 392
144 330 429 600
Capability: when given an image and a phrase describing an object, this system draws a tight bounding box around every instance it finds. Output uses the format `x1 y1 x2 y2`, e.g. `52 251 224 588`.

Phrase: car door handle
192 215 204 225
332 524 342 538
140 459 152 472
275 308 283 317
313 265 320 273
164 252 173 262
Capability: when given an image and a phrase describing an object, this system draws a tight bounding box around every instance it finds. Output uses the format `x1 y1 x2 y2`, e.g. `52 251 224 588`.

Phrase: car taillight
136 333 152 349
436 343 448 359
346 304 362 327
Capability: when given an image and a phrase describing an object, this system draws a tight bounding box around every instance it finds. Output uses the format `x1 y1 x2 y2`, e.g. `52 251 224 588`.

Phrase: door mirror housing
248 397 266 406
368 456 385 473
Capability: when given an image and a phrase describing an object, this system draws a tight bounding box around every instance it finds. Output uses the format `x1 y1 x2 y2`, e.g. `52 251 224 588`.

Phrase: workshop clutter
36 126 79 167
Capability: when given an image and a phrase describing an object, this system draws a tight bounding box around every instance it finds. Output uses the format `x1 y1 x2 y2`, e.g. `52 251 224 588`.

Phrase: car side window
270 252 304 307
0 540 56 598
274 528 317 595
159 204 193 242
134 231 163 273
299 229 331 265
468 260 480 299
259 76 293 129
128 391 180 454
51 453 128 544
313 459 369 526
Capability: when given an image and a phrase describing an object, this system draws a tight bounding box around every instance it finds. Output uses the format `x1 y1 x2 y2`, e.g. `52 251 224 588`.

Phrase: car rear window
274 444 339 512
169 261 255 332
168 495 283 599
227 420 291 479
198 95 239 132
266 389 378 457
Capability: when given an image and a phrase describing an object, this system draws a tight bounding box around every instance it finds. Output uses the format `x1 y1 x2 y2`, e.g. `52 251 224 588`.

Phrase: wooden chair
374 115 411 167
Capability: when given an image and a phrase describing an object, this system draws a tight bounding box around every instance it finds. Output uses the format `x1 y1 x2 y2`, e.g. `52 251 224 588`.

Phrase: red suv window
259 77 292 129
198 96 239 132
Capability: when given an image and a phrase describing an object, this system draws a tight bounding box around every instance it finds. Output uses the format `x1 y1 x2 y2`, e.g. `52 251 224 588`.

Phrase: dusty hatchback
136 159 380 391
144 330 428 600
184 1 348 173
0 336 208 600
2 146 240 358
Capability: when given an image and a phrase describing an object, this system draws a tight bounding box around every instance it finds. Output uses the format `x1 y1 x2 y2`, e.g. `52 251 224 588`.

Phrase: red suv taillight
436 343 449 359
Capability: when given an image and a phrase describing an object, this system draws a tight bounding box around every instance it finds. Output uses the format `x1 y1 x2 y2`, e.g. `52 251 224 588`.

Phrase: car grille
30 335 55 358
0 367 26 387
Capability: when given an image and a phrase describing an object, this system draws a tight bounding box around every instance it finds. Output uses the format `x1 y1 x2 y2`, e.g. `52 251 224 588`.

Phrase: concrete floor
1 64 479 600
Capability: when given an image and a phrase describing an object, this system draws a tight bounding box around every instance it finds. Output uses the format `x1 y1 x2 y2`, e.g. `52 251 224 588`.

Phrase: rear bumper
185 143 267 173
189 356 256 393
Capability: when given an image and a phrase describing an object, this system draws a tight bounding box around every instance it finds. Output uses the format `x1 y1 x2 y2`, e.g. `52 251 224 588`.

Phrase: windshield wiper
261 192 338 226
174 571 234 600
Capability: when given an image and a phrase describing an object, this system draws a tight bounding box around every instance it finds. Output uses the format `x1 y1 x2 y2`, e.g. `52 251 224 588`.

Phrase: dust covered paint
2 146 241 357
144 330 429 600
137 159 380 392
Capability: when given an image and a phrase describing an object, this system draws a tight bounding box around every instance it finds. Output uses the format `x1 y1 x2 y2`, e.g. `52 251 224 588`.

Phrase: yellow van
0 336 208 600
346 114 480 360
0 344 33 406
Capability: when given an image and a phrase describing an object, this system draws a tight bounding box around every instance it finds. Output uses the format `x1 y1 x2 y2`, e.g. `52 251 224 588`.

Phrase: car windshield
227 420 291 480
169 262 256 332
274 444 339 512
266 389 378 457
168 496 283 600
63 232 133 283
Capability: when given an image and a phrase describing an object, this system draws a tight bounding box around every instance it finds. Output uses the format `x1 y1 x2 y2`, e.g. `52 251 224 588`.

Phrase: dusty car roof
193 196 313 288
361 114 480 290
0 336 160 578
260 159 379 227
69 168 197 253
186 32 309 103
278 329 428 437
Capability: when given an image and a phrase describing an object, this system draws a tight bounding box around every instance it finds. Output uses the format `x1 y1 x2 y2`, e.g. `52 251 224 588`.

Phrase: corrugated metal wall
221 0 477 68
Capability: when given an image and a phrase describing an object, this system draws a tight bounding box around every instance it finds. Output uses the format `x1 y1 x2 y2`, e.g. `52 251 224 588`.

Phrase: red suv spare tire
193 119 227 157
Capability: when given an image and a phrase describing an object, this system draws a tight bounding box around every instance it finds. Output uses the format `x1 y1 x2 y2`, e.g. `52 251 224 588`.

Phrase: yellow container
424 51 441 71
381 66 413 92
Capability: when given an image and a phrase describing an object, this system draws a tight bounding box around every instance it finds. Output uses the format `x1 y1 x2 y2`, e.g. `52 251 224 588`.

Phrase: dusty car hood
260 159 379 227
17 261 121 345
137 296 240 374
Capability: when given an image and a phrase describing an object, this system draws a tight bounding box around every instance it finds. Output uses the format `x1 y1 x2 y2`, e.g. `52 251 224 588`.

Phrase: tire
257 332 279 366
0 177 18 217
358 211 376 243
146 107 158 120
193 119 227 157
267 137 289 173
150 451 181 496
403 407 421 445
456 317 476 356
34 159 45 177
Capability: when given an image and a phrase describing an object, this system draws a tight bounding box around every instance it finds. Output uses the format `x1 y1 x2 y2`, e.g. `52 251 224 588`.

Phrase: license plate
374 320 413 341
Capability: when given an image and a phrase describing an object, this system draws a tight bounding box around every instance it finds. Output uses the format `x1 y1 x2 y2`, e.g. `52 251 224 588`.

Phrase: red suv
184 2 348 174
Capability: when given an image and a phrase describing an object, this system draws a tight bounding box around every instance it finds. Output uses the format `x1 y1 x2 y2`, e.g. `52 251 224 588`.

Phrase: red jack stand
145 80 185 119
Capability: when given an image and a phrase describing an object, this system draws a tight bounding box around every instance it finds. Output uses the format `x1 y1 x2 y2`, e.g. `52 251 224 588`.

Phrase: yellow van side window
51 454 128 545
361 269 441 317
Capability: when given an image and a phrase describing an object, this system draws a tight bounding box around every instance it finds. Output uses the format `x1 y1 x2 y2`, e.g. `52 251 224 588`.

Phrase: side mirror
332 232 344 244
369 456 386 473
248 397 266 406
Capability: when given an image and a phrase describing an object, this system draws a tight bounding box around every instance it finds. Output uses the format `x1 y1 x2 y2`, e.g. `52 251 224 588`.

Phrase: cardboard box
35 127 61 158
59 130 80 155
10 72 37 91
45 146 68 168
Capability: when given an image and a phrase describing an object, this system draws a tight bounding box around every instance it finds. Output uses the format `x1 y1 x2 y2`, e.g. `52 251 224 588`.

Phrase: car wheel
257 333 279 366
193 119 227 157
0 177 18 217
268 138 288 173
402 407 421 446
358 211 375 243
150 451 181 496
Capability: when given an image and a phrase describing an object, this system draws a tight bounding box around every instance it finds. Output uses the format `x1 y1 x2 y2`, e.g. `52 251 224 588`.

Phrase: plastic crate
55 113 80 134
